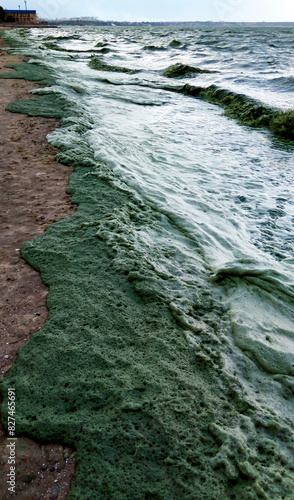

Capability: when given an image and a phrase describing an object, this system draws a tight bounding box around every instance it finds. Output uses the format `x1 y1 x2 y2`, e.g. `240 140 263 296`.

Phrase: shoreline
1 26 294 500
0 32 75 499
0 24 58 28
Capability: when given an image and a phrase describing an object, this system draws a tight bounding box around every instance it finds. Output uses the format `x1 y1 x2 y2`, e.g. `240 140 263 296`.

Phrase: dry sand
0 31 75 499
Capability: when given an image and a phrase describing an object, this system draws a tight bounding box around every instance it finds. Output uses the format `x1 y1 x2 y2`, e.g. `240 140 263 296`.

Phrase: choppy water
4 26 294 489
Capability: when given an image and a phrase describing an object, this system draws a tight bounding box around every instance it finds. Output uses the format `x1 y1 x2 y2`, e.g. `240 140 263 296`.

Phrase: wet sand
0 31 75 499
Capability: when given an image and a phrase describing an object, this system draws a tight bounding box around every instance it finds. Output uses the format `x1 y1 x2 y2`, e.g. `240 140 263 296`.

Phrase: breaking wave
167 83 294 140
89 56 141 74
143 44 167 51
162 62 217 78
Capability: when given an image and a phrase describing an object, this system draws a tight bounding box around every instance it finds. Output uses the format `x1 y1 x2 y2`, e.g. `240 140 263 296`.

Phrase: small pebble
41 464 47 471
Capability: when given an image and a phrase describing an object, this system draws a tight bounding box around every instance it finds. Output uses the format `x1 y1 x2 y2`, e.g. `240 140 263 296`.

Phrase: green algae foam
1 27 294 499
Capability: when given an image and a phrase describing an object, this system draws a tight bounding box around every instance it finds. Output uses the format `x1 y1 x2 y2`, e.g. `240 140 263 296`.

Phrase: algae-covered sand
1 44 294 500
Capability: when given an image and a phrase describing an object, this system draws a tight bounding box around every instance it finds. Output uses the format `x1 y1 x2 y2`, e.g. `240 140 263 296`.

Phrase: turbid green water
1 27 294 499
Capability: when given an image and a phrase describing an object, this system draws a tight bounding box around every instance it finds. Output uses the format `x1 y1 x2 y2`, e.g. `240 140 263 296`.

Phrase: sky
2 0 294 22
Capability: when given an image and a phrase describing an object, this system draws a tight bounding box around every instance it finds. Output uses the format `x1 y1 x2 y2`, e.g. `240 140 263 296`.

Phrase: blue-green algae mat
1 54 294 500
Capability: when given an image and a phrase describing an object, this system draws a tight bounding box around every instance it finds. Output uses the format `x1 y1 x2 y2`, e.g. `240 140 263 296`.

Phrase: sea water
3 26 294 496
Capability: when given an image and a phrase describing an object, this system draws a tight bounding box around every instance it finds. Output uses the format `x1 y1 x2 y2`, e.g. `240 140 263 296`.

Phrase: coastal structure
3 9 37 24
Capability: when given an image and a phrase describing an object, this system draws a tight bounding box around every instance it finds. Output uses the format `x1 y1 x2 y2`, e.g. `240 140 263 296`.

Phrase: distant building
4 9 37 24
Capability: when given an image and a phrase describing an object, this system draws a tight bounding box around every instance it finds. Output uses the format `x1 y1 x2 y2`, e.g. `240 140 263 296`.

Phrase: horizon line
39 18 294 24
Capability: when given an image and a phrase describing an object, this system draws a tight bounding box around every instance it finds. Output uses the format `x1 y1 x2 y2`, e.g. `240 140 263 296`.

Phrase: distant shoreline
0 24 57 28
38 20 294 27
1 20 293 29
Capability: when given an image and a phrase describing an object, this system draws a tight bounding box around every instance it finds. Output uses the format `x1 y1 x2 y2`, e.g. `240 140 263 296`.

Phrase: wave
211 260 294 298
162 63 217 78
166 83 294 141
196 36 219 45
168 39 183 48
210 259 294 376
92 75 294 141
88 57 141 74
43 42 66 51
92 47 111 54
95 42 109 48
143 45 166 51
269 75 294 91
43 42 110 55
44 35 81 41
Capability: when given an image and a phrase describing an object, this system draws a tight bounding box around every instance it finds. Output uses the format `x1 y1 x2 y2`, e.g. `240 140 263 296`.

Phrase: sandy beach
0 30 75 499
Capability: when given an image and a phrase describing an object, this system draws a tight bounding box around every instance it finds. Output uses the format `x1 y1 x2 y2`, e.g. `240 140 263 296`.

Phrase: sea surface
3 26 294 497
